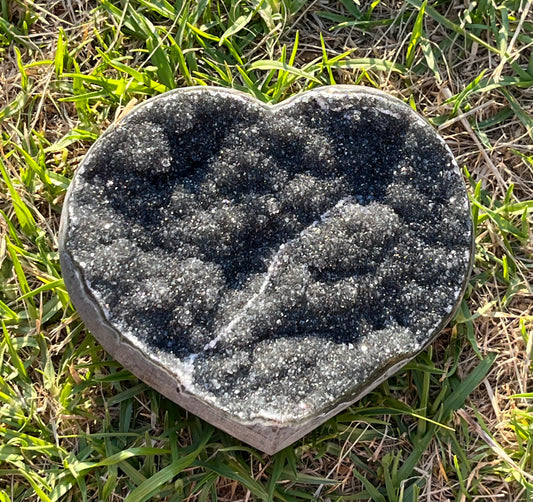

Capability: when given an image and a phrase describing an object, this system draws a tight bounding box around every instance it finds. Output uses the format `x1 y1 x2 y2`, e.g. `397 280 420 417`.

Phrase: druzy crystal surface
60 86 473 452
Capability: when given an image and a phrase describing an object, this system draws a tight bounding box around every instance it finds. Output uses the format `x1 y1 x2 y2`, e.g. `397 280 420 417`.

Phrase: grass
0 0 532 500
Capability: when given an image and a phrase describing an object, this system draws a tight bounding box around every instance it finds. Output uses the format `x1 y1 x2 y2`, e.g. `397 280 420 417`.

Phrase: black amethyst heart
59 86 473 453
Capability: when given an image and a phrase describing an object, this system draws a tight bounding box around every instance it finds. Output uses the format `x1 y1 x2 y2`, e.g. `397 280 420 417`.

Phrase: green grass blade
219 11 254 47
198 457 269 500
405 0 426 67
501 88 533 140
124 432 213 502
0 157 37 236
267 449 288 500
54 28 66 75
2 322 30 383
351 468 387 502
14 46 28 90
441 352 497 418
329 57 406 73
248 60 322 84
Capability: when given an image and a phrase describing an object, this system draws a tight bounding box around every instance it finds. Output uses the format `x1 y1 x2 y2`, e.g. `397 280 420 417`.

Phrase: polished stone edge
59 85 475 454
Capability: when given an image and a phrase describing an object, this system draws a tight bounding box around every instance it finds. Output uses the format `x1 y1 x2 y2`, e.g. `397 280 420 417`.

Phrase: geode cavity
59 86 473 453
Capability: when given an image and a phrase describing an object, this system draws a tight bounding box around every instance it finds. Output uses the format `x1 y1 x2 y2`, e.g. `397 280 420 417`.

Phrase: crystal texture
60 86 473 452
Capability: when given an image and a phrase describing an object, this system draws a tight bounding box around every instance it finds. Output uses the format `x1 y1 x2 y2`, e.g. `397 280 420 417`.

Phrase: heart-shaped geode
60 86 473 453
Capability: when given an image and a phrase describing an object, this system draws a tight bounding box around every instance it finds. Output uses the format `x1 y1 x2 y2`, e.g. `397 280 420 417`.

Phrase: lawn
0 0 532 501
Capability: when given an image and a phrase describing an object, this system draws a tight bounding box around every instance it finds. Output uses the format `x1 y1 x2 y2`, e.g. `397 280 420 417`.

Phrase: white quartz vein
203 196 355 351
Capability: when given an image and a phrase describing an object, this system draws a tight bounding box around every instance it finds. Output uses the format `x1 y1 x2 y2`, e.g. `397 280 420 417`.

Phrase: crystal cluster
61 87 472 425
